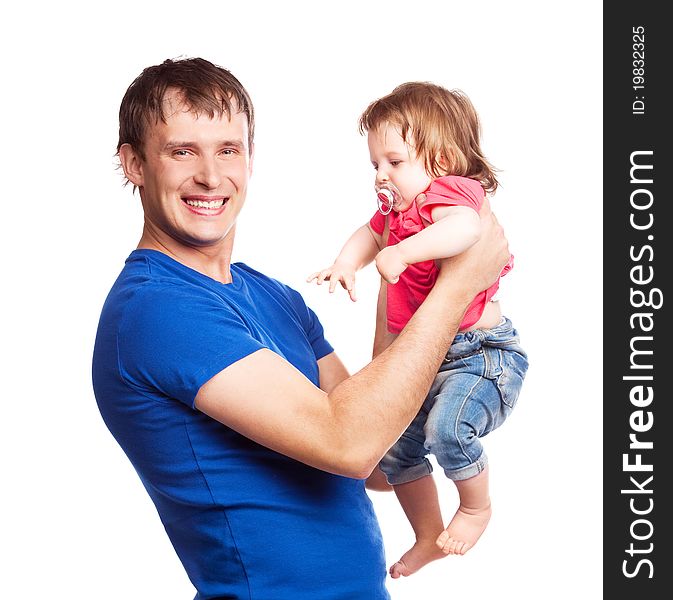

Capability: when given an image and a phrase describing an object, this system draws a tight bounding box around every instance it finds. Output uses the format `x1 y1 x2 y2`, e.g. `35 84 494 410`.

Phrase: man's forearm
326 272 473 476
372 279 395 359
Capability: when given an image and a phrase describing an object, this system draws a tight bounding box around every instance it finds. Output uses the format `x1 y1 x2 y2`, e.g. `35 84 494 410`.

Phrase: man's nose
193 158 221 189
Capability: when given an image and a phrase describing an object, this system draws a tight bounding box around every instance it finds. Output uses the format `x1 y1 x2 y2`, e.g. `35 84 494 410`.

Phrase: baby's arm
308 223 383 301
375 205 481 284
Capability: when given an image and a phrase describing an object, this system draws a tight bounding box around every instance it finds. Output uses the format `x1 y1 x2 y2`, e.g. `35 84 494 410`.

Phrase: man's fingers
476 200 508 268
479 195 493 217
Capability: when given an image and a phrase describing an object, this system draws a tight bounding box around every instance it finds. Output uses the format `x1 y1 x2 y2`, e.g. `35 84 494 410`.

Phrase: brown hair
358 82 498 193
117 57 255 161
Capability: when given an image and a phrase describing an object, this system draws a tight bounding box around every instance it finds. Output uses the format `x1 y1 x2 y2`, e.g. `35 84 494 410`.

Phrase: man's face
368 123 431 212
129 91 253 252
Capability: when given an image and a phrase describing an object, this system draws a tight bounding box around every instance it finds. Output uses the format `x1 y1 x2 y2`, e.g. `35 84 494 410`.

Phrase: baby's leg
436 467 491 555
425 371 504 556
389 475 447 578
379 398 447 578
430 321 527 555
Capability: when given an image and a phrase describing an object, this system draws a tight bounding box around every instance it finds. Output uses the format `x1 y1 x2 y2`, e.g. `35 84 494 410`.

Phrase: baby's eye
389 160 401 167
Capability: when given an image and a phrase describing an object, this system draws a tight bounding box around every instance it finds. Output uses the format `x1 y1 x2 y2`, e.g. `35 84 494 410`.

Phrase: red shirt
370 176 513 333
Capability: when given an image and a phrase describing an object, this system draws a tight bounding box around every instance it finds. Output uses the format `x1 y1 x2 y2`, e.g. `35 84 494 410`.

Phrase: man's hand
436 196 509 295
307 261 358 301
375 245 408 284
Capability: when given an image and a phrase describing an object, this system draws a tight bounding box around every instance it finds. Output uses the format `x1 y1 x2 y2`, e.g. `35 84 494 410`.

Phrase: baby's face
368 124 432 212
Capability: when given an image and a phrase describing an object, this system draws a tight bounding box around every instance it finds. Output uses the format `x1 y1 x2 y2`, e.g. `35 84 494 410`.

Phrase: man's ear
119 144 144 187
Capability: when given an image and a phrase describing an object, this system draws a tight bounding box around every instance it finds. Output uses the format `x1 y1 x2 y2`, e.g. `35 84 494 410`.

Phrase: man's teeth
184 199 225 208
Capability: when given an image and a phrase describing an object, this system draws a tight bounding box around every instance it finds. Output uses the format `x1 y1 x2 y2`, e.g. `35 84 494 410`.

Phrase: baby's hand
375 245 408 284
307 262 358 302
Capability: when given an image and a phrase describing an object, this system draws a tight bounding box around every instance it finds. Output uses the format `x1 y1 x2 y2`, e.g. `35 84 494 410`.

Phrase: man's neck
137 227 236 284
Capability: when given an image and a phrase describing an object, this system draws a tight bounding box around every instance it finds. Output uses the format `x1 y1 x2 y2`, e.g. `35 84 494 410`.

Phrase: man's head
117 58 256 256
117 57 254 167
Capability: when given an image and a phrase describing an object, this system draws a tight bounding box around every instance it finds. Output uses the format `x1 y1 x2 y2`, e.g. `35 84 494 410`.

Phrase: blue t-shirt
92 250 389 599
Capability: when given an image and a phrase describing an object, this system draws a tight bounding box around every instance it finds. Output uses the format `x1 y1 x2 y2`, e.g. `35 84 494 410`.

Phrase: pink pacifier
376 182 402 215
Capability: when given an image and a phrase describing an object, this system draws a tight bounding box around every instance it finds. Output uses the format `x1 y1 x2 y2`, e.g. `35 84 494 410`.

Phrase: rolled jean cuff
384 458 433 485
442 453 489 482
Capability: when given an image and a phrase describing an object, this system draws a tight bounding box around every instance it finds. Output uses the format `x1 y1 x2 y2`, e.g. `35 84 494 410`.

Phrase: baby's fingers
307 269 332 284
345 278 357 302
315 269 333 285
328 275 341 294
342 275 356 300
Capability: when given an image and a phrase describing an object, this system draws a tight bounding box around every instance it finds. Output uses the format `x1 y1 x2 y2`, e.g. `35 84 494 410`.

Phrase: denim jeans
379 317 528 483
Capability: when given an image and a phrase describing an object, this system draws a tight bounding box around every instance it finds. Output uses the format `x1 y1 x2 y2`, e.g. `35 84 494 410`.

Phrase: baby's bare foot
435 503 492 555
389 537 447 578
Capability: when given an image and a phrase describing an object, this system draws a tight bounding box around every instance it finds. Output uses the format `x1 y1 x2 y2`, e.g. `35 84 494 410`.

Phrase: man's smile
181 195 229 212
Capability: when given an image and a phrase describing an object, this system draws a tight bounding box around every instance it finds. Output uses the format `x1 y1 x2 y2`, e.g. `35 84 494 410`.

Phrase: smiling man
92 57 509 599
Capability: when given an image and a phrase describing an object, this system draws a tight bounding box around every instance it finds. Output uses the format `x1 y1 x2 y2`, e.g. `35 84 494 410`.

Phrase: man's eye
173 149 191 157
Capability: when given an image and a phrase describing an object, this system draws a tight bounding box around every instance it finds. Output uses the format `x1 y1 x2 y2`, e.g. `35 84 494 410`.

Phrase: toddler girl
308 82 528 578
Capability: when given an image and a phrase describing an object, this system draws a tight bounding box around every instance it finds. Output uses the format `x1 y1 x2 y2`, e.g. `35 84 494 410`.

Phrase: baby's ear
435 152 450 170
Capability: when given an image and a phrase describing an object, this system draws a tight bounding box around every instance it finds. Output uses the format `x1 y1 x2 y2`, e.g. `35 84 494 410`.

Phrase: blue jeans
379 317 528 483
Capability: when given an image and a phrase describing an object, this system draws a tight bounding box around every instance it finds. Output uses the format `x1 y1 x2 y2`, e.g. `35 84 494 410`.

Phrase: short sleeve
284 286 334 361
418 176 485 223
117 284 265 408
369 210 386 235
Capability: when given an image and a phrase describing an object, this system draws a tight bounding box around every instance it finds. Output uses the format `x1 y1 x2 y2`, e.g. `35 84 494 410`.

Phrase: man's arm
316 348 393 491
372 278 396 358
316 351 350 393
196 201 508 478
372 212 396 359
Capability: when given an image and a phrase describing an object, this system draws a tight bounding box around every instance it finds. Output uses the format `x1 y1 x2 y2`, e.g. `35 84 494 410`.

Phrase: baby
308 82 528 577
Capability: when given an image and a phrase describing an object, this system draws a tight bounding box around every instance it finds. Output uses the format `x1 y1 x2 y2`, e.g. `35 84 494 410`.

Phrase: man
92 57 509 599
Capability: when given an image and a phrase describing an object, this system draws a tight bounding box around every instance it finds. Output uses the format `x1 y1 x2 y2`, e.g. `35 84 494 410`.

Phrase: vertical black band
604 3 672 596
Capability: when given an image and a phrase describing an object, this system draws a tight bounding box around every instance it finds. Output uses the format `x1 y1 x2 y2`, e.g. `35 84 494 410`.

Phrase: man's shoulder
233 261 284 287
99 252 223 338
113 256 205 301
233 262 303 305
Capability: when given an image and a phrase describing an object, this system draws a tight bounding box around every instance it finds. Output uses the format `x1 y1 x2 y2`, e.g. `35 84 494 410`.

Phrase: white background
2 1 602 598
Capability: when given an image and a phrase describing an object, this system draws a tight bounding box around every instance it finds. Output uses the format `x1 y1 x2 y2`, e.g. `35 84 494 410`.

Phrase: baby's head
359 82 498 210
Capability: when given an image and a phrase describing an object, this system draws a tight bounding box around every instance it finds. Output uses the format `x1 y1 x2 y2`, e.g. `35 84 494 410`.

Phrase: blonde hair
358 82 499 193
